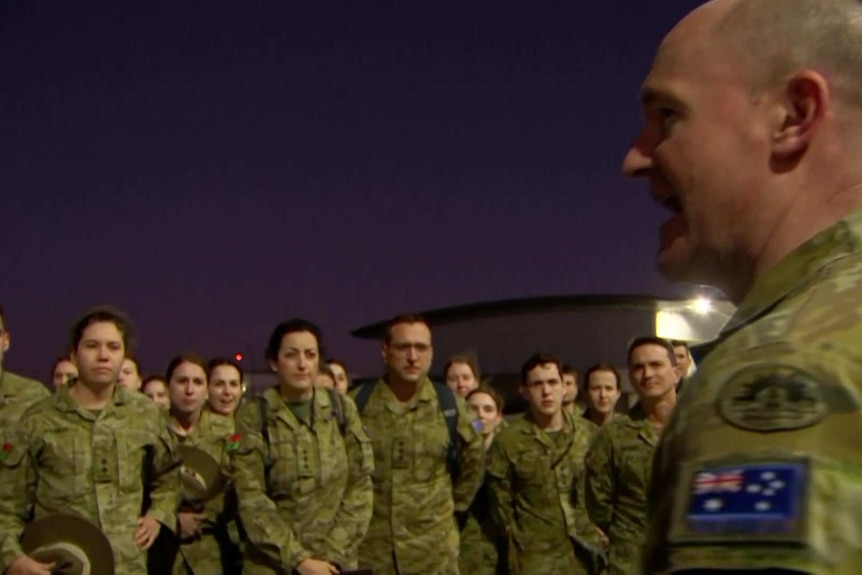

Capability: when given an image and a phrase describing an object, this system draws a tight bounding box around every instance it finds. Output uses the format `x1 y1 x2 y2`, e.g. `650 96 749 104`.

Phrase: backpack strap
432 382 460 480
255 395 270 447
353 380 377 414
327 388 346 435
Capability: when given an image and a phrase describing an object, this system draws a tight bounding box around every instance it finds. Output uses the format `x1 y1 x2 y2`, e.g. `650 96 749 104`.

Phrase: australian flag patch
686 461 807 538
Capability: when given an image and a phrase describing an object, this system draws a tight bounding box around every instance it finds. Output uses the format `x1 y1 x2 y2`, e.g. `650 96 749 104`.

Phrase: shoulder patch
682 459 808 543
717 366 828 432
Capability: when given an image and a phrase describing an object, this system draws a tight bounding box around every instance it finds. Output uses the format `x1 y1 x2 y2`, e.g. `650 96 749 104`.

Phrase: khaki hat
179 445 229 503
20 513 114 575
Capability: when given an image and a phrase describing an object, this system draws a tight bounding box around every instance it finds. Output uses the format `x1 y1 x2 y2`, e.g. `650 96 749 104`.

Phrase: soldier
0 306 181 574
444 354 481 398
486 352 603 575
0 305 50 441
232 319 373 575
153 353 240 574
669 340 693 392
622 0 862 571
459 385 507 575
584 338 679 575
207 357 244 417
118 356 143 392
50 356 77 389
326 359 351 395
143 375 171 410
349 314 485 575
561 365 580 415
581 364 622 428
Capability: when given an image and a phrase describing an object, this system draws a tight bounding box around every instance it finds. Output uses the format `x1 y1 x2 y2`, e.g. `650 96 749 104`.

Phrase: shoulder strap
327 388 346 435
353 380 377 414
255 395 270 447
432 382 460 479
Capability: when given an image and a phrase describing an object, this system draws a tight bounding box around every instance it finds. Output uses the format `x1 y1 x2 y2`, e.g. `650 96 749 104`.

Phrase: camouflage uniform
0 371 49 442
458 480 506 575
232 387 373 573
644 210 862 574
584 413 658 575
349 377 485 575
171 408 240 574
0 384 181 574
486 410 603 575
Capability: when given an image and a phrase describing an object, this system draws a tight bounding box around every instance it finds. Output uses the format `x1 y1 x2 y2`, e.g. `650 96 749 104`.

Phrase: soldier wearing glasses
350 314 485 575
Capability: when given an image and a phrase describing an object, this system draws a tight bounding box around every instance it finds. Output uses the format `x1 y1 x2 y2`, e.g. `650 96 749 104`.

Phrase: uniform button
101 458 108 464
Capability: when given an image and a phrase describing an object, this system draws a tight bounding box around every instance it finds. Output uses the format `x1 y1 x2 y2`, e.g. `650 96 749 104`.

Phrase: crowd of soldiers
9 0 862 572
0 302 691 575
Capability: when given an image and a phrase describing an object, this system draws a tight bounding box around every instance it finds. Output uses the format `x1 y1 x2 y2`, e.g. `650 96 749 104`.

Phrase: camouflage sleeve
319 396 374 568
0 423 38 571
452 395 485 512
145 409 182 531
485 438 514 534
231 402 312 570
585 426 616 533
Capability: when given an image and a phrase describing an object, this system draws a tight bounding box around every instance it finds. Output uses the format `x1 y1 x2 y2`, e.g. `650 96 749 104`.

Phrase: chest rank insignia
717 366 827 432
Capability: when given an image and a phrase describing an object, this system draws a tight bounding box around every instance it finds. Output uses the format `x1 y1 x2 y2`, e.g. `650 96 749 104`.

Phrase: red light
235 353 243 361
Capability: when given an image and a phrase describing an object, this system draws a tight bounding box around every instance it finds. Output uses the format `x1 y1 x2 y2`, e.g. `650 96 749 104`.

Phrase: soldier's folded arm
452 396 486 513
318 395 374 567
584 426 616 533
232 405 313 570
0 427 38 571
485 438 515 534
144 412 183 532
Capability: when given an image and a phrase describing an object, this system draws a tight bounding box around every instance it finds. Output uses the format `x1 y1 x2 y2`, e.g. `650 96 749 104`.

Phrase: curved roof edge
351 293 722 340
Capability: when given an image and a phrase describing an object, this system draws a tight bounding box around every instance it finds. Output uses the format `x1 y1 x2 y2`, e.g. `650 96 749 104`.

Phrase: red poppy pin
0 443 12 461
227 434 241 452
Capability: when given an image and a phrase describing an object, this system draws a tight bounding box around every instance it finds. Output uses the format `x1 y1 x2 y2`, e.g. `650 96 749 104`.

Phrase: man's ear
771 70 829 160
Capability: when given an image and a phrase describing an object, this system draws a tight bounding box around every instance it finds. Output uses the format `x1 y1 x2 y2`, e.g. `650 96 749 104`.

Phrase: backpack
353 380 460 479
255 388 346 450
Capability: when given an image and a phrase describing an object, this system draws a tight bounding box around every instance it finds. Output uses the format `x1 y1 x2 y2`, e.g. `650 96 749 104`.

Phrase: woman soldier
232 319 374 575
459 384 507 574
150 353 240 574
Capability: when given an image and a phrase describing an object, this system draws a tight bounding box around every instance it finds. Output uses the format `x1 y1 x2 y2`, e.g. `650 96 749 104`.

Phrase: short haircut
141 374 167 393
627 336 677 366
561 364 578 378
669 340 689 350
520 352 563 385
466 383 504 414
165 353 208 384
206 357 244 384
69 306 134 354
583 363 622 391
51 355 72 372
124 355 140 374
384 313 429 344
265 318 324 362
317 363 335 380
443 354 480 381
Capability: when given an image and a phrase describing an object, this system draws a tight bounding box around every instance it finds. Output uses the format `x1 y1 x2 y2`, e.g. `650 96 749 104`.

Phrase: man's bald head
707 0 862 104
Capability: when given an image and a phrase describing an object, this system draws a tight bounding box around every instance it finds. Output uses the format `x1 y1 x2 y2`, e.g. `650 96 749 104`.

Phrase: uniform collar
53 381 129 414
721 209 862 337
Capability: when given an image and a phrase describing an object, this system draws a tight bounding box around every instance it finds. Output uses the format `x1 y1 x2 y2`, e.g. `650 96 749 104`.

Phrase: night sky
1 1 703 381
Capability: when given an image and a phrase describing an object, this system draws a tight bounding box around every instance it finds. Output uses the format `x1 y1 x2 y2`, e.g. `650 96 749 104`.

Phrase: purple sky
1 1 703 380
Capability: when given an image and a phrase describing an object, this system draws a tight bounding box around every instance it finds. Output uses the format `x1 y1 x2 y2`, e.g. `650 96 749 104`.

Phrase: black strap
353 380 377 414
432 382 460 479
328 388 346 435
